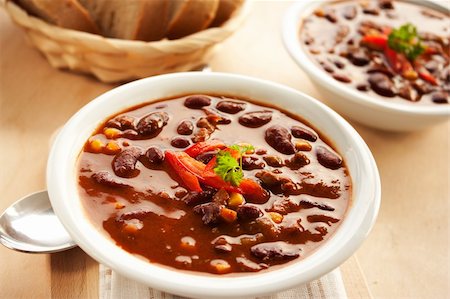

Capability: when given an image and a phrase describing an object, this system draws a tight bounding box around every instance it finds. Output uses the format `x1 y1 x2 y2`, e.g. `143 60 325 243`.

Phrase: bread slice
79 0 169 41
167 0 219 40
210 0 244 27
15 0 99 33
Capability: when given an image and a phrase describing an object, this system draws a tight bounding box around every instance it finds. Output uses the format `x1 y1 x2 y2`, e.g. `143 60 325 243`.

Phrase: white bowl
47 72 380 298
282 0 450 131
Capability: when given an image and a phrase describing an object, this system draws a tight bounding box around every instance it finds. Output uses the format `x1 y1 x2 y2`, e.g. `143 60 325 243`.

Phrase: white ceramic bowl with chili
283 0 450 131
47 72 380 298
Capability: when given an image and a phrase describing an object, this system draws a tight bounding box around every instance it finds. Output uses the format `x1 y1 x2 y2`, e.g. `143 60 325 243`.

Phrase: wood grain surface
1 1 448 299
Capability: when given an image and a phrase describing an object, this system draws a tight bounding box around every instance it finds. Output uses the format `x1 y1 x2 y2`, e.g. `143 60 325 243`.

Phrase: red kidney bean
265 125 295 155
431 92 448 104
106 115 135 130
356 83 369 91
121 129 139 139
193 202 221 225
398 83 420 102
348 49 370 66
184 95 211 109
171 137 190 148
112 147 143 178
144 146 164 165
316 146 342 170
184 188 216 206
91 171 131 188
136 112 169 137
368 73 395 97
263 155 284 167
242 156 265 170
332 74 352 83
379 0 394 9
216 101 247 114
291 126 317 142
239 111 273 128
177 120 194 135
251 242 300 261
237 205 262 220
285 152 310 170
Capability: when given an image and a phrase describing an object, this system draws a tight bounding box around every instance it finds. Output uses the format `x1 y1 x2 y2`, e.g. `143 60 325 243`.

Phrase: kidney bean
171 137 190 148
356 83 369 91
291 126 317 142
412 81 431 95
431 92 448 104
379 0 394 9
237 205 262 220
265 125 295 155
316 146 342 170
251 242 300 261
285 152 310 170
242 156 265 170
348 49 370 66
216 101 247 114
106 115 135 130
177 120 194 135
193 202 221 225
112 147 143 178
368 73 396 97
324 9 337 23
263 155 284 167
91 171 131 188
184 188 216 206
332 74 352 83
143 146 164 165
239 111 273 128
121 129 139 140
136 112 169 137
184 95 211 109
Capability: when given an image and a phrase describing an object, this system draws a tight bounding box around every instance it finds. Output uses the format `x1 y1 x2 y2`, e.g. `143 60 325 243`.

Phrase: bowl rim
47 72 381 298
282 0 450 117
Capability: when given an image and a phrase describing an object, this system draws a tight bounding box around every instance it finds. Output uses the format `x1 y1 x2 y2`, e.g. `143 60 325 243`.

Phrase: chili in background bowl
47 72 380 298
282 0 450 131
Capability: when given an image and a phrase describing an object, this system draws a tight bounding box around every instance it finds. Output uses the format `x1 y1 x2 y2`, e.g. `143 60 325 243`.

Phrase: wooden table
1 2 448 299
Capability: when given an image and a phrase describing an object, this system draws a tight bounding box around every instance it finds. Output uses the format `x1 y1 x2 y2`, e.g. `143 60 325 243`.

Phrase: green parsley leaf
387 23 425 61
213 144 254 186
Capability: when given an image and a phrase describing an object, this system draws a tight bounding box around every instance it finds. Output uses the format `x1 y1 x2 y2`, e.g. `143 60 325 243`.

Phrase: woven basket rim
3 0 250 49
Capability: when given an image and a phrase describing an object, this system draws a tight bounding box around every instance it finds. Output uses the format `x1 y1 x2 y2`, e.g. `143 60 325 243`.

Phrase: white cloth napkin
99 264 348 299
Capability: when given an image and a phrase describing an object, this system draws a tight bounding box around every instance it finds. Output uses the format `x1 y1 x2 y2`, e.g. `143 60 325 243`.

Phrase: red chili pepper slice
184 140 226 158
418 68 438 86
165 151 202 192
239 179 269 204
361 35 388 51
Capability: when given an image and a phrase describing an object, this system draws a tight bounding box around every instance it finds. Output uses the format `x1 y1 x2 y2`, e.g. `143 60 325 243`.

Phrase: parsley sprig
387 23 425 61
214 144 254 186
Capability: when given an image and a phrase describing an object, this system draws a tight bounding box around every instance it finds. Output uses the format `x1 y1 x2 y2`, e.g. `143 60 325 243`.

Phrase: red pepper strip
239 179 269 204
360 35 387 51
173 151 241 193
384 46 402 72
424 46 438 55
418 68 438 86
204 156 217 173
165 151 202 192
184 140 226 158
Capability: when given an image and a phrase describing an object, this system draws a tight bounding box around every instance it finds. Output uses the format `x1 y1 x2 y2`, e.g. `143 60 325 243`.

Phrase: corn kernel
269 212 283 224
105 141 121 154
220 208 237 223
228 192 245 207
295 141 312 151
403 70 418 80
211 259 231 274
115 202 125 209
89 139 104 153
103 127 121 139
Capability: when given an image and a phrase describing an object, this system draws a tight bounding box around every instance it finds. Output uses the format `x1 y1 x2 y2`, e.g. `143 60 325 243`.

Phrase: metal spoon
0 190 76 253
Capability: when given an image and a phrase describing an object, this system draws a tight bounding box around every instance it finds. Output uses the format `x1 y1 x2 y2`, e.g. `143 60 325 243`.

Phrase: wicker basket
2 0 249 83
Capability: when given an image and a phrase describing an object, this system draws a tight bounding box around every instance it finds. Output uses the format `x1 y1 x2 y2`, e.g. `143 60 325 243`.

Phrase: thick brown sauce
300 0 449 105
77 94 351 274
